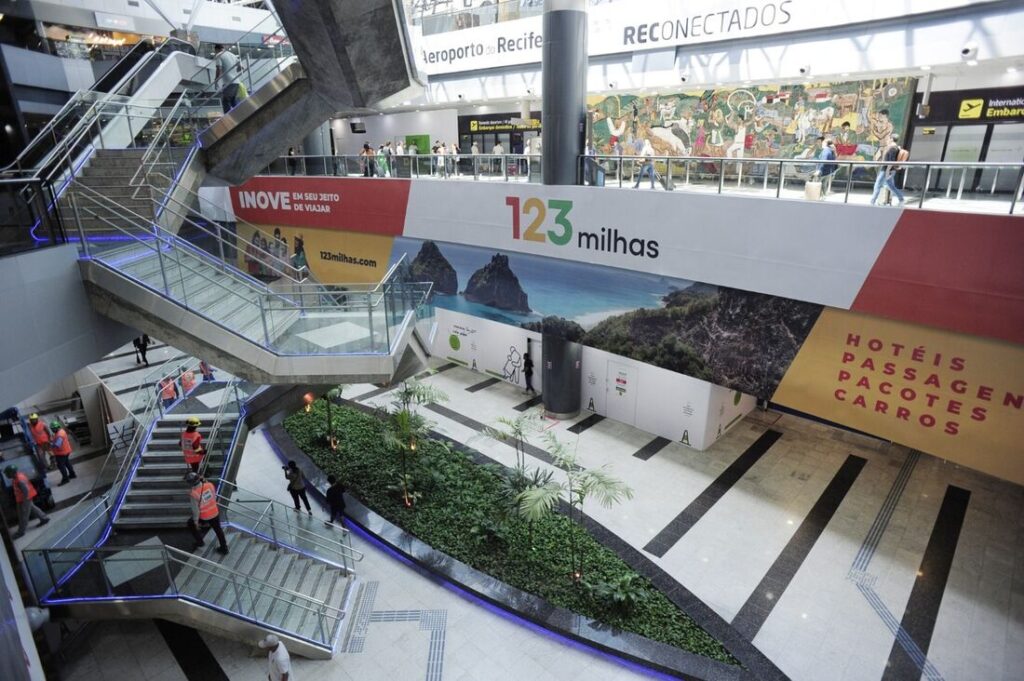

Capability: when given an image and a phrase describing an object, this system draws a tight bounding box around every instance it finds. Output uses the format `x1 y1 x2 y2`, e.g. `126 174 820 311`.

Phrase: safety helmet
50 420 62 431
28 413 39 421
3 465 17 478
184 472 200 485
186 416 201 426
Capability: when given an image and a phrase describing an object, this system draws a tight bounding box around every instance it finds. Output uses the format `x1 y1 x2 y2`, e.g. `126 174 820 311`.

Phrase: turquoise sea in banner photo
390 238 694 328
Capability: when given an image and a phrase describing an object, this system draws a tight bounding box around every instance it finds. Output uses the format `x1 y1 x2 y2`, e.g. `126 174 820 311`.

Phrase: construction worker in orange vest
180 365 196 394
50 420 77 486
181 416 205 473
4 465 50 539
185 472 228 554
159 376 178 411
26 413 53 469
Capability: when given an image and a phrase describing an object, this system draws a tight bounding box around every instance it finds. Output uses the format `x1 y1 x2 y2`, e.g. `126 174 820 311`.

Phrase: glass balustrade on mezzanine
259 153 1024 216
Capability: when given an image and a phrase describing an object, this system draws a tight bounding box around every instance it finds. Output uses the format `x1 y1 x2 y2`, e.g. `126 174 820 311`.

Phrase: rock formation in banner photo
464 253 531 313
583 284 823 398
409 240 458 295
521 316 586 342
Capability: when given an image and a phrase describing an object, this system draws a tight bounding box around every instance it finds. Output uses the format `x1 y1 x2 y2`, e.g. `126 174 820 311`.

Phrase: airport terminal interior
0 1 1022 680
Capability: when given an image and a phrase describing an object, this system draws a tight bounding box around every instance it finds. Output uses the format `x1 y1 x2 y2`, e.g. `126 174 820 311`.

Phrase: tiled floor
341 361 1024 681
45 349 1024 681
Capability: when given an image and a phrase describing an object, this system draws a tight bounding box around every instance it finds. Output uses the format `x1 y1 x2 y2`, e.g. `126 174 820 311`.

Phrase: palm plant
382 380 447 506
519 431 633 583
480 409 543 471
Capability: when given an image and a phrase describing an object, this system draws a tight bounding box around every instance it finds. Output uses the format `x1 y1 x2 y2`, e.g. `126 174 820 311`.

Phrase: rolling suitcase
804 180 822 201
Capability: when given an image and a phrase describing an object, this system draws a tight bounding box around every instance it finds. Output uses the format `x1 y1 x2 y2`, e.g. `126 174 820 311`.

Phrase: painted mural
587 77 917 161
391 236 823 400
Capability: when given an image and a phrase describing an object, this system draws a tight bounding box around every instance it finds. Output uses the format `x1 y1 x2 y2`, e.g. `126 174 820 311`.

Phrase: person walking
258 634 291 681
213 44 241 114
50 420 76 486
360 143 375 177
523 351 536 394
133 334 151 366
159 376 178 411
816 138 839 197
180 365 196 395
181 416 206 474
633 139 657 189
326 475 346 527
395 140 404 156
199 360 215 382
5 466 49 539
870 134 906 206
26 413 52 470
186 473 229 555
284 460 312 515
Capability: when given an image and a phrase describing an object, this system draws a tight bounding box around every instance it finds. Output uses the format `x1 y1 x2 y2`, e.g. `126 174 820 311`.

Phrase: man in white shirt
258 634 291 681
214 44 241 113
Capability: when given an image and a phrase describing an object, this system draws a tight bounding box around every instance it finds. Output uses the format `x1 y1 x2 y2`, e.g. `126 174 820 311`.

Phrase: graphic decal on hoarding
234 225 395 284
773 309 1024 484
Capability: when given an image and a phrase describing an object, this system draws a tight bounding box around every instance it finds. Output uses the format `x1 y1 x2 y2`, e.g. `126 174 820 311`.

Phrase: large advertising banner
410 0 995 75
230 177 410 235
773 309 1024 484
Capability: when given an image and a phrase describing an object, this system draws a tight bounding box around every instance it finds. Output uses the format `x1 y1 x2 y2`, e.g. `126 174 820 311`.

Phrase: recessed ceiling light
743 80 752 84
840 72 850 77
967 59 978 66
920 65 931 71
1008 66 1018 73
402 100 411 105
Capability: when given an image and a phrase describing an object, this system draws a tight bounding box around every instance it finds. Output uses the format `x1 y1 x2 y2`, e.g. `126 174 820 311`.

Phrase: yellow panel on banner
236 226 395 284
773 308 1024 485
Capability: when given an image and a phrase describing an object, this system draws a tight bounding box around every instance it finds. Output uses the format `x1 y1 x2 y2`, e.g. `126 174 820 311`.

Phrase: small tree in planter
324 385 347 450
519 431 633 583
382 380 447 507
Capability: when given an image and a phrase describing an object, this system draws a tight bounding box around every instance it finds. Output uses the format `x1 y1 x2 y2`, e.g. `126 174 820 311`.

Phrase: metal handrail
197 379 245 481
219 481 362 557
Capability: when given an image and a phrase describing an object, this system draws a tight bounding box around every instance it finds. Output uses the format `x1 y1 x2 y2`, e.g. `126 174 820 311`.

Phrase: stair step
115 514 190 528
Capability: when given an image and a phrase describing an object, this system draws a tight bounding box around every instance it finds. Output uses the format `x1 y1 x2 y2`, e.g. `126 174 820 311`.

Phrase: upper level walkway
261 153 1024 216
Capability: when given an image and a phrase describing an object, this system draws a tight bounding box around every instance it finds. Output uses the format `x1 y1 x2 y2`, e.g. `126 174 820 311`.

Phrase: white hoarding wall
412 0 997 75
437 309 753 450
433 309 542 392
704 384 759 447
403 181 899 310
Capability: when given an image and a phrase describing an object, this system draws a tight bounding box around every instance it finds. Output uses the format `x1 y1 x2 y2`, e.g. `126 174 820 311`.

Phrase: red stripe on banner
229 177 410 235
851 210 1024 345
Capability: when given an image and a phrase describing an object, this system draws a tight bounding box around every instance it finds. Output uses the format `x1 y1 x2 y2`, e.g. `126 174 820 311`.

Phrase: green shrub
284 401 738 665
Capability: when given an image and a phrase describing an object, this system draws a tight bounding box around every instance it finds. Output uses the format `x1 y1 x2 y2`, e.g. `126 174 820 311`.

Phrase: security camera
961 42 978 60
457 94 464 100
798 65 811 76
525 88 533 95
679 74 688 83
608 81 616 89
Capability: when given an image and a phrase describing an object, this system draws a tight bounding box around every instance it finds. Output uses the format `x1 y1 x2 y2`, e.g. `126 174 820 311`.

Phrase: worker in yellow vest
26 413 52 469
4 465 50 539
181 416 205 473
50 420 76 486
185 472 228 554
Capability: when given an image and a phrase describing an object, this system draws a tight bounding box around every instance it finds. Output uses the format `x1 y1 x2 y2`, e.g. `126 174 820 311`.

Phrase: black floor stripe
633 436 671 461
97 353 188 380
881 485 971 681
465 376 501 393
154 619 229 681
644 430 782 557
415 361 458 380
424 402 567 469
731 454 867 640
568 414 604 434
353 384 393 402
513 395 544 411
